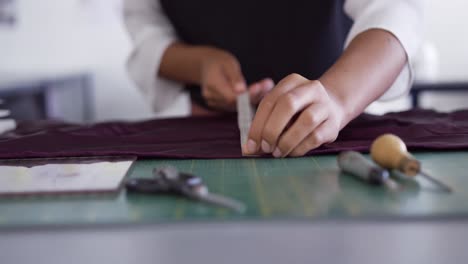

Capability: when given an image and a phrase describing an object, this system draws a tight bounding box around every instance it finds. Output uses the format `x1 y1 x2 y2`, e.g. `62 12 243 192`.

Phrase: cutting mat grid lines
0 153 468 228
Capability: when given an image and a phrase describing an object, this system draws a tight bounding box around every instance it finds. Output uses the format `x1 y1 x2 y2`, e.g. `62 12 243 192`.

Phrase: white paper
0 159 134 195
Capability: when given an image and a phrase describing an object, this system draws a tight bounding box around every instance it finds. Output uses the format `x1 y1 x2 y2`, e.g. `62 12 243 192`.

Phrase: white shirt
123 0 423 113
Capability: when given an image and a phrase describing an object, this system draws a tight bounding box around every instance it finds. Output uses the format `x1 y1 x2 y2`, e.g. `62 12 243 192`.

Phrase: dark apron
160 0 352 109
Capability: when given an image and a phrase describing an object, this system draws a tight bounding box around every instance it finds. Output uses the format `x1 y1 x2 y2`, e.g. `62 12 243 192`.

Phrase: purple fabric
1 109 468 159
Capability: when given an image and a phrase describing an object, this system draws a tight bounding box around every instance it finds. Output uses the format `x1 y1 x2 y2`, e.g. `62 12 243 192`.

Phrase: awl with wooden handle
370 134 452 192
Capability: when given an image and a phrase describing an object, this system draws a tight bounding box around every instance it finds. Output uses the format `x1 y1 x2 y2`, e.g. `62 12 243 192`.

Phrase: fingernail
265 78 275 89
261 140 271 153
235 82 246 92
246 139 257 154
273 148 282 158
250 84 259 94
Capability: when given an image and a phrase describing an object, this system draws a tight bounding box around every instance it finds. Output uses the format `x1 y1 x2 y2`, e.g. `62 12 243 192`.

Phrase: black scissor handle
125 178 169 194
126 166 206 197
155 166 206 196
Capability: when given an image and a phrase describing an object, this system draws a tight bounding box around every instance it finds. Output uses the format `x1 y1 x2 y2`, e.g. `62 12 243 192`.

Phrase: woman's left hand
245 73 346 157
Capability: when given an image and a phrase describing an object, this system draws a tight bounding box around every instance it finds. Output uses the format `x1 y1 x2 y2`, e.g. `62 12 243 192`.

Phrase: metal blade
196 192 246 213
382 178 399 192
237 92 254 155
421 171 453 193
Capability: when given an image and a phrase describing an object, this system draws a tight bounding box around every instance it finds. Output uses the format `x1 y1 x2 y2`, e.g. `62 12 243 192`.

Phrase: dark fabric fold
1 109 468 159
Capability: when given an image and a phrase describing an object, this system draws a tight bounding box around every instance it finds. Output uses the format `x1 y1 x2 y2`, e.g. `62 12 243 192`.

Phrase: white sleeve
123 0 185 112
344 0 424 101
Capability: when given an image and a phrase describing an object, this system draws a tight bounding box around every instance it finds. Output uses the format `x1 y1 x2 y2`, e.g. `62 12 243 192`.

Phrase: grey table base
1 220 467 264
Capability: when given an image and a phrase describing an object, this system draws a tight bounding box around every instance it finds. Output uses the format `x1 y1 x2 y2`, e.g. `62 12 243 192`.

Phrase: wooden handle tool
370 134 452 192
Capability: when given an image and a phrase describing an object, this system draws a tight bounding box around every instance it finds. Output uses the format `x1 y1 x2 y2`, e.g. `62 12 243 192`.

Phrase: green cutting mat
0 152 467 228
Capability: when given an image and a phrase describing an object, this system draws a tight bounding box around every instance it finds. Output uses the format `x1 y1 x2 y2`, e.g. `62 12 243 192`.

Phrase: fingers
249 78 275 105
245 75 342 157
203 69 238 110
288 121 338 157
273 103 328 157
245 74 309 154
222 60 246 93
261 82 323 153
201 50 247 111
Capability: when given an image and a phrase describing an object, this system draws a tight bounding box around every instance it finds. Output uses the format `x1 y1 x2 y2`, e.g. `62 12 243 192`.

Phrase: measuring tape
236 92 254 156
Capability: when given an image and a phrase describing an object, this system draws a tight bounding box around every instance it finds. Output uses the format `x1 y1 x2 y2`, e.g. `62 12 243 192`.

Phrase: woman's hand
199 47 273 111
245 73 346 157
160 43 274 111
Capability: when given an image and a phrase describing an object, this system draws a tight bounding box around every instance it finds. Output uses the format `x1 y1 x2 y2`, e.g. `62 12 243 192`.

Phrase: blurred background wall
0 0 466 122
419 0 468 111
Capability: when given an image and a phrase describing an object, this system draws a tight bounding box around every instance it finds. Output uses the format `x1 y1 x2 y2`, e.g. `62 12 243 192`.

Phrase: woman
124 0 423 157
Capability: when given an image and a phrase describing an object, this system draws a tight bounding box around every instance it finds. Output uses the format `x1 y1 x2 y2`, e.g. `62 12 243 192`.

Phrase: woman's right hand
199 47 274 111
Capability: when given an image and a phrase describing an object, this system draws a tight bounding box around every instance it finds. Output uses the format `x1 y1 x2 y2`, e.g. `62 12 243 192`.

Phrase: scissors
125 166 246 213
